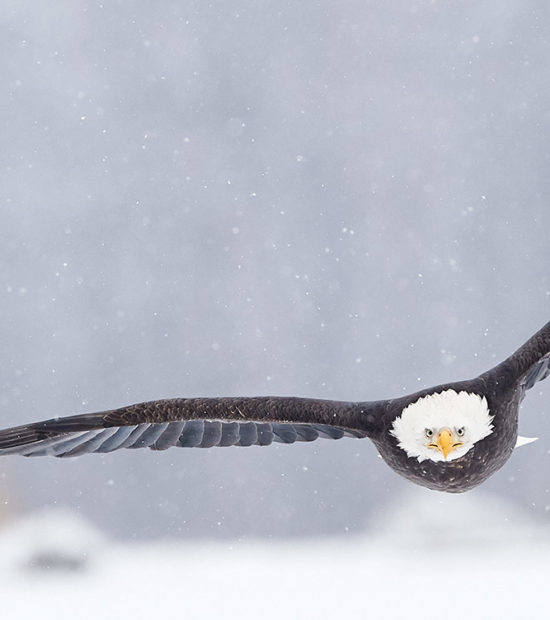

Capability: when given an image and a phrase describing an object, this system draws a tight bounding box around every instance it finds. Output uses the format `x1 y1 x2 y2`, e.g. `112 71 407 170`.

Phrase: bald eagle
0 321 548 493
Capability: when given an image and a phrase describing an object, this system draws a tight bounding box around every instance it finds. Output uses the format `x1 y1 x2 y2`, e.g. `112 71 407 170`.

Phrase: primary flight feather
0 321 548 492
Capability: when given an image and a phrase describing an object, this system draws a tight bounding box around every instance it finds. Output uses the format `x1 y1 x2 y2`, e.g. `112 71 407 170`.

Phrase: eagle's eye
457 427 465 437
425 428 433 438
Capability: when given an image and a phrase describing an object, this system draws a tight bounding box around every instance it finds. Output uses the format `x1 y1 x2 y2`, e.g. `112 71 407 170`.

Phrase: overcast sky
0 1 549 539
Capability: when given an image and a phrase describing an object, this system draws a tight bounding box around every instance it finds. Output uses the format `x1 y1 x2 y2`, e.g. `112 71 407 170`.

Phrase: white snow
0 494 549 620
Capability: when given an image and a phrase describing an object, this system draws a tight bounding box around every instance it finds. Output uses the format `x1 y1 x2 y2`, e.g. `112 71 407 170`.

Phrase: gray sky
0 1 549 538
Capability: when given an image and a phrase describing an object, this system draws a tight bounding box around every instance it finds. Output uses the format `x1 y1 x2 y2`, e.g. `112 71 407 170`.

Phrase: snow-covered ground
0 494 548 620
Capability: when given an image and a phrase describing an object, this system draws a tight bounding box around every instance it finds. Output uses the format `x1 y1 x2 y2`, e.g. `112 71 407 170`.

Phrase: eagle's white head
390 389 494 463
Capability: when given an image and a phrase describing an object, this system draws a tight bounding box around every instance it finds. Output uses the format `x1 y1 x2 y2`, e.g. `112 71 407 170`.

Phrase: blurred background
0 0 549 549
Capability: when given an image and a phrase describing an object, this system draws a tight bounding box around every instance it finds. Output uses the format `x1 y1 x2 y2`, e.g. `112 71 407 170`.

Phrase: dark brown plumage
0 321 548 492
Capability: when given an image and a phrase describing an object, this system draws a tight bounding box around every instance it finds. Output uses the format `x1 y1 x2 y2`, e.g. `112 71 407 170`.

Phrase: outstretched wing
520 352 550 396
507 320 550 398
0 396 376 458
482 320 550 399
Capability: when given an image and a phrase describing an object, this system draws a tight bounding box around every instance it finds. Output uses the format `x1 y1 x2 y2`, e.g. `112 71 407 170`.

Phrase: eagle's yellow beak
427 428 464 459
437 428 464 459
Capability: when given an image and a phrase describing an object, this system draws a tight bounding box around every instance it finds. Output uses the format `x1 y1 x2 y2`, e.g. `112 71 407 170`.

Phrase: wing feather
255 423 274 446
60 430 118 458
96 426 140 453
152 422 186 451
521 352 550 395
489 321 550 397
219 421 240 447
199 421 223 448
0 420 368 458
272 423 297 443
126 423 170 449
177 420 205 447
237 422 258 447
0 396 377 458
25 430 106 458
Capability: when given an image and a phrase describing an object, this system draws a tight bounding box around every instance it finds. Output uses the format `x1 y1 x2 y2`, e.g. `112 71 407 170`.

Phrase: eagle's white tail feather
515 435 538 448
